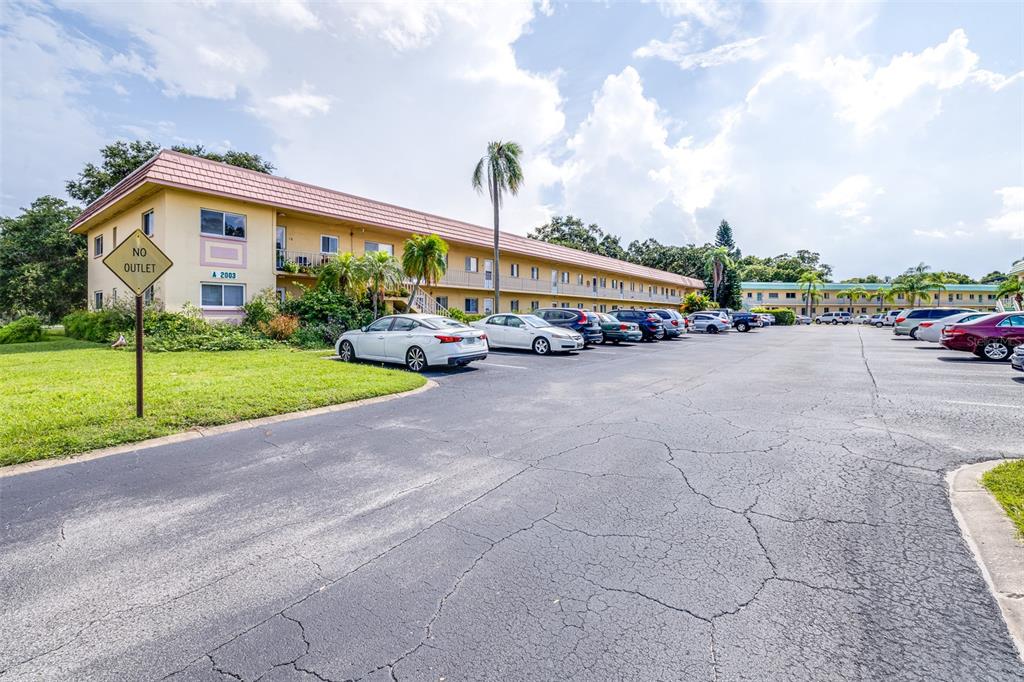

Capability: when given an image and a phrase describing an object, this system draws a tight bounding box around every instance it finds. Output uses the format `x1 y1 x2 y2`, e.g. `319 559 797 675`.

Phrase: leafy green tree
472 140 524 312
67 140 275 204
401 234 449 308
682 291 711 314
892 277 932 307
925 272 953 306
798 271 823 317
360 251 404 318
0 196 85 322
528 215 601 252
873 287 896 312
995 278 1023 309
317 252 366 298
837 286 868 312
932 271 975 285
980 270 1008 284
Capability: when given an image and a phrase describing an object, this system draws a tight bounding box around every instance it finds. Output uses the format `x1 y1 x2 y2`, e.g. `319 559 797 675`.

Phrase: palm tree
317 252 365 297
874 286 896 313
402 234 449 309
925 272 951 307
703 246 733 304
361 251 403 318
472 141 524 311
892 277 931 307
837 286 868 314
996 277 1024 310
798 272 823 317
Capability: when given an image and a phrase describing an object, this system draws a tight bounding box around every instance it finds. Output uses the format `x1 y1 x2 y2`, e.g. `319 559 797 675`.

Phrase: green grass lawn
982 459 1024 537
0 337 425 467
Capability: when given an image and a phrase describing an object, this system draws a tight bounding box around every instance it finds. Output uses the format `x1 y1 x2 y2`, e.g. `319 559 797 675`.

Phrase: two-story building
70 151 703 318
741 281 1015 315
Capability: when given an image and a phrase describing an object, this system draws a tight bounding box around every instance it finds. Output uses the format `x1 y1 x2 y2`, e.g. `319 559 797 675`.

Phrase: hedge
0 316 44 344
751 307 796 325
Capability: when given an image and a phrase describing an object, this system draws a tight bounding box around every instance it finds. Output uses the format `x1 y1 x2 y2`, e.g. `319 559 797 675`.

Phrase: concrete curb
0 379 437 479
947 459 1024 661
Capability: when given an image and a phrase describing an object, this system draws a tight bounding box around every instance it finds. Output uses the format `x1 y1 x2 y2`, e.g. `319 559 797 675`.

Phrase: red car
940 312 1024 361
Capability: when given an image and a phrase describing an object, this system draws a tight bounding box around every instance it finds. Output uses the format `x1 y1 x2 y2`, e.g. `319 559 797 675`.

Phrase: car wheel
736 322 750 332
405 346 427 372
909 327 918 340
831 320 838 325
707 325 719 335
875 322 883 328
981 339 1011 361
597 332 605 344
814 319 821 324
533 337 551 355
612 339 621 345
339 340 355 362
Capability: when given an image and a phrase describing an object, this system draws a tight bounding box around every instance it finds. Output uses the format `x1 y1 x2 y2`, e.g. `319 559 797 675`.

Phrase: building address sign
210 270 238 280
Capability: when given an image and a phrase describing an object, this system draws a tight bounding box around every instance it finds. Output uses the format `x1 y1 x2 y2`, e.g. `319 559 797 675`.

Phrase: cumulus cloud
635 34 765 70
264 84 331 117
987 187 1024 240
815 175 882 223
912 228 971 239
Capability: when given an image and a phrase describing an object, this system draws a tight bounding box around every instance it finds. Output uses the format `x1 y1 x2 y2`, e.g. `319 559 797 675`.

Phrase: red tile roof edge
71 149 704 289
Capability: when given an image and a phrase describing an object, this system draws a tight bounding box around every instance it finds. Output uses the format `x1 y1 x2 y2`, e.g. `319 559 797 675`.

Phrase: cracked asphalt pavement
2 325 1023 681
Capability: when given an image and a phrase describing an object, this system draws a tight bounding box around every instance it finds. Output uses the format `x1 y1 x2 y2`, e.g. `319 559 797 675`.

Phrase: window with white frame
465 256 478 272
510 299 520 312
364 240 393 256
436 296 448 309
94 234 104 257
530 266 539 279
201 282 245 308
142 211 154 236
321 235 339 254
531 301 539 310
143 286 154 306
561 271 569 283
510 263 520 277
200 209 246 239
576 274 583 285
93 291 103 309
276 288 286 303
464 297 479 313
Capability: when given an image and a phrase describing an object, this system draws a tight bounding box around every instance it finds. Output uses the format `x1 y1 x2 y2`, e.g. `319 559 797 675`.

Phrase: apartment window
94 234 104 257
143 286 155 306
464 298 479 313
364 241 393 256
561 271 570 284
599 304 606 312
611 305 619 310
576 274 584 285
93 291 103 310
823 293 830 299
201 282 245 308
436 296 448 309
510 299 520 312
530 301 539 310
276 288 286 303
747 292 752 298
768 293 779 299
670 289 676 297
142 211 154 236
786 292 796 299
577 302 583 309
630 282 635 292
561 302 569 308
200 209 246 239
465 256 479 272
321 235 339 254
530 266 539 280
824 307 830 313
600 277 607 288
510 263 520 277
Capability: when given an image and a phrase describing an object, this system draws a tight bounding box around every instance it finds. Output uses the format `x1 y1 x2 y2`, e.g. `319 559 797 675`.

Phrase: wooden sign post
102 230 173 417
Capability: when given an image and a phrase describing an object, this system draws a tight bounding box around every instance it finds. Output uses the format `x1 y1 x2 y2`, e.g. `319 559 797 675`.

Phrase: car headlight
551 332 569 339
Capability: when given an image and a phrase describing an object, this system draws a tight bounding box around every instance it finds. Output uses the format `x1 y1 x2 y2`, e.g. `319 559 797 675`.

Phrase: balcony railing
276 250 682 305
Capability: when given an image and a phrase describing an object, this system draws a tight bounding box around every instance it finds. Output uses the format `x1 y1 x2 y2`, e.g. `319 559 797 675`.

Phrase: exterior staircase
392 286 450 316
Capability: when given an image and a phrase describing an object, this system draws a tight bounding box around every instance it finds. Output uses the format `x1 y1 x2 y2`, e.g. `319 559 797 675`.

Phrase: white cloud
987 187 1024 240
815 175 882 223
912 228 971 239
635 34 765 70
264 84 331 117
653 0 742 35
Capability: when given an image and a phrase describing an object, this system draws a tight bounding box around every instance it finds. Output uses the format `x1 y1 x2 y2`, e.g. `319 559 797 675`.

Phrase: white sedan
336 314 488 371
471 313 584 354
916 311 992 343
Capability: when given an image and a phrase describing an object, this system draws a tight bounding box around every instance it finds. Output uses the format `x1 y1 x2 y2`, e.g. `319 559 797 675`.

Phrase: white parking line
944 400 1023 409
484 362 528 370
580 349 615 354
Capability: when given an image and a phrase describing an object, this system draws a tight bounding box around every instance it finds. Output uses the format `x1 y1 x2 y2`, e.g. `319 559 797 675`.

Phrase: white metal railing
409 288 450 316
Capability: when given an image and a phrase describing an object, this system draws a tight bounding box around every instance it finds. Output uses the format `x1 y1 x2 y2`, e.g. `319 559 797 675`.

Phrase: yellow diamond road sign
102 229 173 296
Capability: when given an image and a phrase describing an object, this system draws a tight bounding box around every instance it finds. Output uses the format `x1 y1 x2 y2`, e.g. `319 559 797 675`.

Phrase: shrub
751 307 796 325
0 315 43 344
143 324 275 352
62 309 133 343
258 314 300 341
242 289 280 328
289 320 349 349
682 292 712 314
280 283 374 330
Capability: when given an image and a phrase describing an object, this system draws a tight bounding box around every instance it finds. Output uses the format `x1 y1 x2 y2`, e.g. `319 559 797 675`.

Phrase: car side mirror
361 326 368 332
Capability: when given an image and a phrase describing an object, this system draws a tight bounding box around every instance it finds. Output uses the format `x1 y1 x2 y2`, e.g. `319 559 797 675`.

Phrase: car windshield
421 316 468 330
520 314 550 328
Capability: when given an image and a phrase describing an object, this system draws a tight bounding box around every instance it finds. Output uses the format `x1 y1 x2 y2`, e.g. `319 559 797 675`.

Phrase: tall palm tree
996 277 1024 310
925 272 951 307
703 246 733 304
892 277 931 307
838 286 868 313
798 272 823 317
361 251 403 318
472 141 524 312
402 234 449 309
317 252 365 297
874 286 896 313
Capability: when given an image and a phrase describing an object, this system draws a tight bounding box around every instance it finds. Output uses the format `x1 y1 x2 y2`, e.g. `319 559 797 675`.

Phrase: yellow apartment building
741 281 1014 315
70 151 703 319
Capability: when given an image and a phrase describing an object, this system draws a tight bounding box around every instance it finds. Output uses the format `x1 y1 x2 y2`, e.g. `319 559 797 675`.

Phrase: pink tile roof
71 150 704 288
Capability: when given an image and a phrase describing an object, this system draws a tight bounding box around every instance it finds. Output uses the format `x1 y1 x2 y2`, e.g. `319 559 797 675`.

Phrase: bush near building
0 316 44 344
751 307 796 325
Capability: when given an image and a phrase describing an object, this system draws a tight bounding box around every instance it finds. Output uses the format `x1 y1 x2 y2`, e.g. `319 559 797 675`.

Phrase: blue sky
2 1 1021 279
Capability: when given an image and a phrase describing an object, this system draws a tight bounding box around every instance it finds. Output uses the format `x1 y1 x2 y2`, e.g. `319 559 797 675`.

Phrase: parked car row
334 305 775 371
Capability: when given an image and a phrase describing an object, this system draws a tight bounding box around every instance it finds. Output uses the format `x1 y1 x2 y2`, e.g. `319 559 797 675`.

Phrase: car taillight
671 320 678 326
647 314 659 321
578 312 588 323
435 335 461 343
895 317 906 323
919 322 933 328
946 328 966 335
619 324 627 330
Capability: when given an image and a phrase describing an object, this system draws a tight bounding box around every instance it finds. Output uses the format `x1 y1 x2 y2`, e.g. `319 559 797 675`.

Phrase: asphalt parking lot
2 325 1022 680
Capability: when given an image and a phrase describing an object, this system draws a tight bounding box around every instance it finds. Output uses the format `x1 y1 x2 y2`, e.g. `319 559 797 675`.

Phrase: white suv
814 312 852 325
